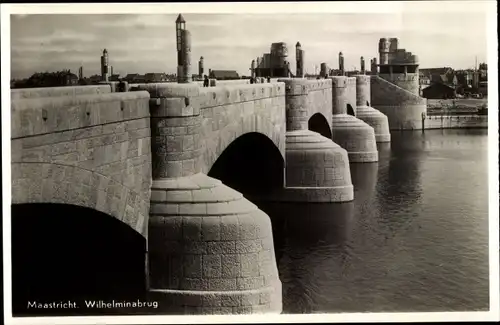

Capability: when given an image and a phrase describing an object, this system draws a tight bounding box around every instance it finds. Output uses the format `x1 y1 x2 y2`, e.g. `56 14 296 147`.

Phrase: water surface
259 129 489 313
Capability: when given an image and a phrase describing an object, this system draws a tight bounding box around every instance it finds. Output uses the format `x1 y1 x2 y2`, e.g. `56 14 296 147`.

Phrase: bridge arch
11 202 147 316
347 104 356 116
308 112 333 139
12 162 148 237
201 114 285 175
207 132 285 197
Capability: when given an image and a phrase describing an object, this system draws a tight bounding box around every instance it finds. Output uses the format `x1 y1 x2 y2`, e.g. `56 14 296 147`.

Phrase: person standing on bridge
203 75 209 87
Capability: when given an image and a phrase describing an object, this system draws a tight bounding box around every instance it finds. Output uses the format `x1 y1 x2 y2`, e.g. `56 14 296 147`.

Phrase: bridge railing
11 85 112 100
11 91 151 139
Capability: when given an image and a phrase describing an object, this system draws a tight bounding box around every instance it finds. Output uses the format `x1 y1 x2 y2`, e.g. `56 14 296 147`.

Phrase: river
258 128 490 313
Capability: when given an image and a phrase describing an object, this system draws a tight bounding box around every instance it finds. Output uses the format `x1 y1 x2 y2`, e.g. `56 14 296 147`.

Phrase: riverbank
422 114 487 129
427 98 488 116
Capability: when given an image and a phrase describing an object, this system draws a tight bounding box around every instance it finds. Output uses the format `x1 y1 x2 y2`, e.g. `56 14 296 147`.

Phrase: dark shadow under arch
308 113 332 139
347 104 356 116
208 132 284 197
11 203 147 316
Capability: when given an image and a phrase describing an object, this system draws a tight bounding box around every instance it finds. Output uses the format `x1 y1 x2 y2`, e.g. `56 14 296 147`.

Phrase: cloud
9 11 489 79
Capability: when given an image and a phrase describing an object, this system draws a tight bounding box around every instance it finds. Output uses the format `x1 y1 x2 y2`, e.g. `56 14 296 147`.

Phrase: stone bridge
11 76 395 316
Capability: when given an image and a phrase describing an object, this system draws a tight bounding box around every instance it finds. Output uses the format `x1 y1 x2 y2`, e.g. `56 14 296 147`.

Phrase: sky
9 6 490 79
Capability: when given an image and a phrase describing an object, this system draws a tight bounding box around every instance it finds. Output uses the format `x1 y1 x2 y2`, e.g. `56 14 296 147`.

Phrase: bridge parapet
331 76 348 89
135 83 286 178
133 82 286 106
278 78 332 132
11 91 150 139
11 85 112 100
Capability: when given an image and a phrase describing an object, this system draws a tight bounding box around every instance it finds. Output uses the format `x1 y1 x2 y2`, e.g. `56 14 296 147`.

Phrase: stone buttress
353 75 391 143
143 84 282 314
330 76 379 163
276 78 353 202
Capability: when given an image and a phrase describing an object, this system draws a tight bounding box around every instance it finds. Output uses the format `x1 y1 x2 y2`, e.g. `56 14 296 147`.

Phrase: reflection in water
263 129 489 313
257 201 355 314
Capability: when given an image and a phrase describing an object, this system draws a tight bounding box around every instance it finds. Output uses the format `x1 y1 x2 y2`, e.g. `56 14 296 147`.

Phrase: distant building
254 42 291 78
345 70 361 77
12 70 79 88
454 70 475 94
329 69 343 76
209 70 240 80
478 81 488 96
64 72 79 85
419 67 456 87
89 74 103 84
419 74 431 85
455 70 473 86
124 73 146 83
109 74 121 82
422 82 456 99
144 73 168 83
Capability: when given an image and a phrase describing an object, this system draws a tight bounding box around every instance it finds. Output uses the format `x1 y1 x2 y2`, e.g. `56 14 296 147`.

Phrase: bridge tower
338 52 345 76
378 38 390 65
377 37 420 95
176 14 192 83
371 58 377 75
270 42 288 77
250 59 256 78
255 56 262 77
320 62 328 78
100 49 109 82
388 38 399 63
295 41 304 78
198 56 204 77
371 37 427 130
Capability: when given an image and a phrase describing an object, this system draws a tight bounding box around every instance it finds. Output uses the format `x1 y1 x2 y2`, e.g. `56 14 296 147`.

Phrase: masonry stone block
272 130 354 202
148 173 282 315
353 75 391 142
370 75 427 130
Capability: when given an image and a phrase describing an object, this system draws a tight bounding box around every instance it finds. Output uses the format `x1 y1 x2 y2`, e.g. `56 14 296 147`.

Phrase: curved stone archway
208 131 285 197
11 162 149 237
11 203 147 316
201 114 285 175
347 104 356 116
308 112 333 139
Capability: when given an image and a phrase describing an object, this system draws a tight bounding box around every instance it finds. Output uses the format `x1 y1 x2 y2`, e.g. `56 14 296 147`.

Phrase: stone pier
144 83 283 314
272 78 354 202
148 174 282 314
354 75 391 143
330 76 379 163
